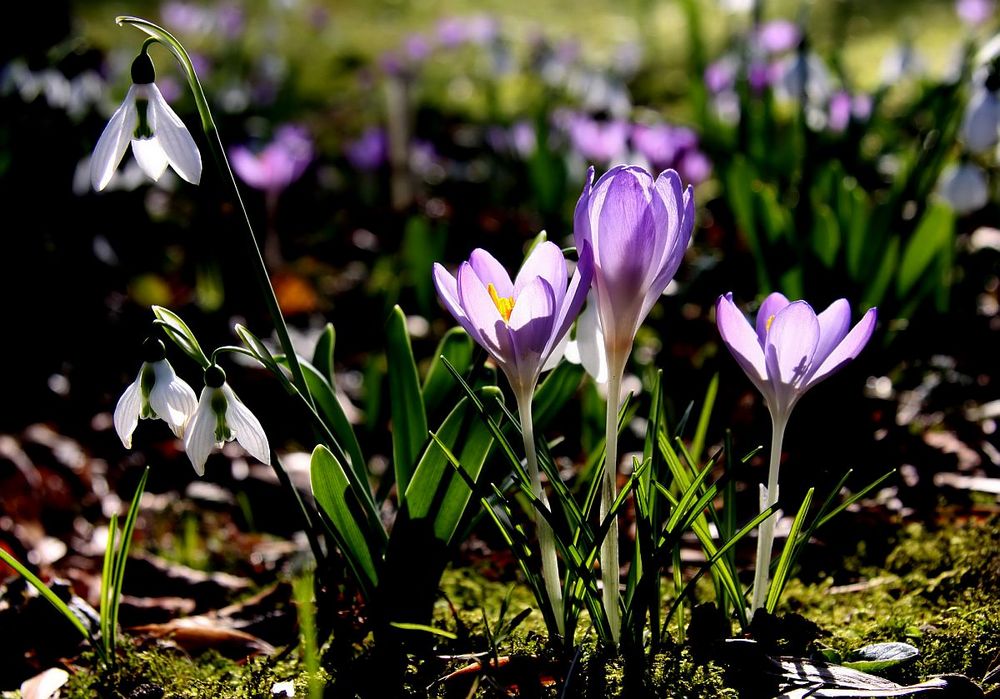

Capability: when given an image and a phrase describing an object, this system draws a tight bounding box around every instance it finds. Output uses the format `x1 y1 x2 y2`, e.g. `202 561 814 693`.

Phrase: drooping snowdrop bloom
573 164 694 644
91 53 202 192
879 40 927 85
433 241 593 637
960 85 1000 154
716 292 877 613
937 161 990 215
184 365 270 476
114 338 197 449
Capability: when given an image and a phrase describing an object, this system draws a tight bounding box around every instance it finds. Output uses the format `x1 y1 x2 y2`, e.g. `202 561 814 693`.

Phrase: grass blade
766 488 814 613
386 305 429 499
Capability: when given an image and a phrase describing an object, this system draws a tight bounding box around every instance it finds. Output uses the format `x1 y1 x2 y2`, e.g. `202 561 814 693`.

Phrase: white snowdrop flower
91 53 202 192
937 162 990 215
184 365 270 476
961 85 1000 154
880 41 927 84
114 338 198 449
772 52 833 106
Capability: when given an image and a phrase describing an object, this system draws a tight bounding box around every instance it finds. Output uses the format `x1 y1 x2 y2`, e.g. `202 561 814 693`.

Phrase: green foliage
386 304 429 498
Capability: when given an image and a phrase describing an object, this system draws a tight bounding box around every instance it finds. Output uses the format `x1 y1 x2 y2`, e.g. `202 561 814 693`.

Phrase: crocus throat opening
487 283 515 323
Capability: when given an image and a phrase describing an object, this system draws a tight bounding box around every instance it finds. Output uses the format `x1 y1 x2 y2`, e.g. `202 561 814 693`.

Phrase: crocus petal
184 387 217 476
148 360 198 438
131 136 169 181
574 295 608 384
647 169 684 286
433 263 482 345
508 276 556 361
468 248 513 297
113 377 142 449
755 292 791 345
594 167 658 298
540 331 570 373
716 293 768 391
514 241 567 305
91 85 138 191
641 179 694 320
457 262 512 359
807 307 877 387
223 385 270 465
146 83 202 184
764 301 820 392
572 166 596 254
811 298 852 370
544 241 594 360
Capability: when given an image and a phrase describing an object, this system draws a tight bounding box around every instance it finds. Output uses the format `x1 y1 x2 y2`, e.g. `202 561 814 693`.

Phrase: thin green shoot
294 573 323 699
0 547 97 657
765 487 814 612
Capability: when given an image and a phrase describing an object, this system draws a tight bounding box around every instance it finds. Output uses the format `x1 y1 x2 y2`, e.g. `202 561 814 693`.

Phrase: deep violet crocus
716 292 877 613
433 241 594 637
574 165 695 643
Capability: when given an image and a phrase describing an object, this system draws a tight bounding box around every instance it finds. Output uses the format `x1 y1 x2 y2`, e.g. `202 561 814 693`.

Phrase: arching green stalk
115 16 313 411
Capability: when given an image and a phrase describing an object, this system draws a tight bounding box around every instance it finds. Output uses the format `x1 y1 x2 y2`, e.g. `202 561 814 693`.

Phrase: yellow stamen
765 314 776 332
487 283 515 323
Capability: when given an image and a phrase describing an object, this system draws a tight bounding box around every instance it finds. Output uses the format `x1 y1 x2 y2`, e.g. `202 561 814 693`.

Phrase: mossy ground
46 516 1000 698
780 517 1000 684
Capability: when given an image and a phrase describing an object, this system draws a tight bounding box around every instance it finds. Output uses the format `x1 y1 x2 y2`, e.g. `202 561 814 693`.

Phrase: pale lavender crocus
230 125 313 194
565 114 629 165
716 292 877 613
754 20 801 54
433 241 594 637
957 0 996 26
574 165 695 643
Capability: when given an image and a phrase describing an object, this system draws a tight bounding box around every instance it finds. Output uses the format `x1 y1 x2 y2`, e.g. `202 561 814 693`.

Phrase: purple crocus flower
705 56 738 94
404 33 432 62
433 242 594 637
678 149 713 185
345 128 387 171
574 166 694 370
631 124 681 171
230 125 313 193
754 20 802 54
433 241 593 396
574 165 694 643
716 293 877 421
957 0 995 26
716 292 877 613
565 114 629 165
827 91 853 132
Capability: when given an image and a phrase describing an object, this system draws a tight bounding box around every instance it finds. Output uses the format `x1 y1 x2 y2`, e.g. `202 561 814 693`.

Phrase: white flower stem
515 389 565 638
750 410 788 615
601 369 622 645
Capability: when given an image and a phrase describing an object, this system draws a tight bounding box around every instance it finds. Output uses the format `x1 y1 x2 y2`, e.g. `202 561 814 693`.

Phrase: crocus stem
750 411 788 614
115 16 313 412
515 390 565 638
601 370 622 645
